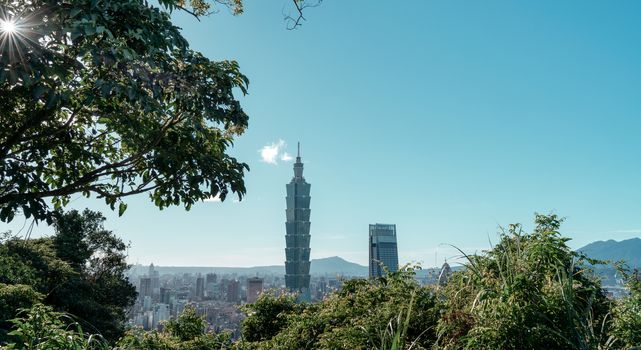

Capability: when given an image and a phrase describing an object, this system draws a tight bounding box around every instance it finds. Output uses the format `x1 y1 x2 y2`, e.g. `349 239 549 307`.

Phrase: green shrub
0 284 42 342
240 267 438 350
115 306 233 350
610 268 641 349
1 303 108 350
436 214 611 350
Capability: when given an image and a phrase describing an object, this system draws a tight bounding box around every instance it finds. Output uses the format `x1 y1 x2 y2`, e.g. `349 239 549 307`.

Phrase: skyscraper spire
285 142 311 301
293 142 304 180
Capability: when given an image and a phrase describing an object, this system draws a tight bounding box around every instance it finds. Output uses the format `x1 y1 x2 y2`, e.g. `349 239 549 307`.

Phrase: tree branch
284 0 322 30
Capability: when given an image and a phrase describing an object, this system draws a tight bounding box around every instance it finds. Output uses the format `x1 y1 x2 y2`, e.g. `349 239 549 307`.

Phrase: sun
0 19 17 34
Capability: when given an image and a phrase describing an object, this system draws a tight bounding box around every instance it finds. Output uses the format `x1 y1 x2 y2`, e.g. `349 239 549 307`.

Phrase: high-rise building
139 277 152 301
205 273 217 298
153 303 170 329
246 277 264 303
149 263 160 300
206 273 217 285
160 287 171 304
143 295 152 311
142 310 153 330
369 224 399 278
195 276 205 299
227 279 240 303
284 143 312 300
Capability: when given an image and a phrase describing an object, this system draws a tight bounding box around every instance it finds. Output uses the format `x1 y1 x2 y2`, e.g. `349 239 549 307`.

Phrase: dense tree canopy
0 209 135 344
114 306 233 350
48 209 137 342
0 0 250 223
240 267 438 349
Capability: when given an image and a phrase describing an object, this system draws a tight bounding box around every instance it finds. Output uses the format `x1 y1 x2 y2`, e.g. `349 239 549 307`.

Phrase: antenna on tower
297 142 300 158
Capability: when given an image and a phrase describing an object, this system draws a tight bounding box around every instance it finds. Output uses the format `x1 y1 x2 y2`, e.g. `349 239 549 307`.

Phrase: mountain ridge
129 256 369 277
129 238 641 277
577 237 641 267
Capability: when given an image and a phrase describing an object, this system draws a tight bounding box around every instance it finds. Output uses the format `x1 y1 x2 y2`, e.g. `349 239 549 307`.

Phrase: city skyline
1 1 640 267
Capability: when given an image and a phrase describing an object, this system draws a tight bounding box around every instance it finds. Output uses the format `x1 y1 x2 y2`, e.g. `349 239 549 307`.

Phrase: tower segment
284 143 311 300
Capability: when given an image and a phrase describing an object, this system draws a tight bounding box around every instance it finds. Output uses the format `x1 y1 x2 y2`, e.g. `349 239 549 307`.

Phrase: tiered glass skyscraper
284 143 311 300
369 224 399 278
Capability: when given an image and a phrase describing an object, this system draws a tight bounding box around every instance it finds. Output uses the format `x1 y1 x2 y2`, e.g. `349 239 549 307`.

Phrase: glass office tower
285 143 311 300
369 224 399 278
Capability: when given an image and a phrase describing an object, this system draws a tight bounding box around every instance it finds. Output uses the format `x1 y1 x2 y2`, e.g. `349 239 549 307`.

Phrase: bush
1 303 108 350
436 214 611 350
0 284 42 342
240 267 438 349
114 306 233 350
610 268 641 349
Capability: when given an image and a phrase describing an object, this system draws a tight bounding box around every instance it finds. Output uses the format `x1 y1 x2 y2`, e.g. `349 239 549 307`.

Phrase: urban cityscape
126 145 451 333
1 1 640 348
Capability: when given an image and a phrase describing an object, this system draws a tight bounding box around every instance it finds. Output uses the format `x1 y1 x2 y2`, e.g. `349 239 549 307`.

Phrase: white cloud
259 140 293 164
281 152 293 162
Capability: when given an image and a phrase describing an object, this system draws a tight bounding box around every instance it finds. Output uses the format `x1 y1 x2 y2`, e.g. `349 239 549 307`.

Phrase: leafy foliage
4 213 641 350
610 267 641 349
1 303 109 350
47 209 137 343
436 214 612 350
240 292 298 342
0 236 76 310
0 0 250 223
241 267 438 349
0 284 43 341
114 306 233 350
0 209 135 344
158 0 245 16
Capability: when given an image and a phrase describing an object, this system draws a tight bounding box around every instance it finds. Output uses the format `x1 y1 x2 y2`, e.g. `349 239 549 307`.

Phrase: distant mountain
310 256 368 276
130 256 368 277
578 238 641 267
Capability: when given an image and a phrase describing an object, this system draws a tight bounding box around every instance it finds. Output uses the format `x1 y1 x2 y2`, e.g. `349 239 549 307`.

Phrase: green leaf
118 202 127 216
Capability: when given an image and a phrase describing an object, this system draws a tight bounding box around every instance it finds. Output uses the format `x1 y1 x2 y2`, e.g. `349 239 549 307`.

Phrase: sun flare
0 19 16 34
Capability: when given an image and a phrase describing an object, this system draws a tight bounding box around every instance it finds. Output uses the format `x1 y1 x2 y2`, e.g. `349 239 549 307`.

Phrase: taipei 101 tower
284 143 311 300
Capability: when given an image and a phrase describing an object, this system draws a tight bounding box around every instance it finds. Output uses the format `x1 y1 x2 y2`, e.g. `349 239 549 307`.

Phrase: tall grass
3 303 109 350
436 214 613 350
375 292 416 350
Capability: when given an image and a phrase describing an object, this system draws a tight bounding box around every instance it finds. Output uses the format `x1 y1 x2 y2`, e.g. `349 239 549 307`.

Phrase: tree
114 305 233 350
240 292 298 343
46 209 136 343
0 284 42 342
0 0 323 224
0 0 250 223
240 267 438 349
0 236 75 344
0 209 136 344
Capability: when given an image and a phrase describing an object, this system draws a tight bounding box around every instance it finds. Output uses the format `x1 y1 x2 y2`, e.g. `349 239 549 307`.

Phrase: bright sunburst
0 13 39 66
0 19 16 34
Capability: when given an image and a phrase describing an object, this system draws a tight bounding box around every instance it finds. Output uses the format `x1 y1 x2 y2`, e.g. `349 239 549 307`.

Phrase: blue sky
3 0 641 267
